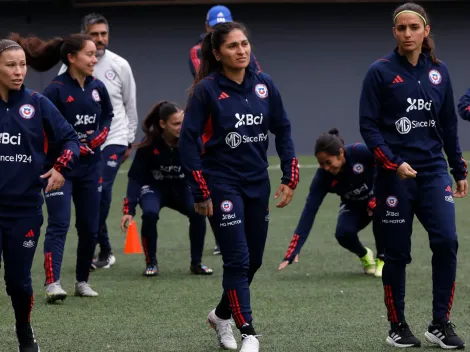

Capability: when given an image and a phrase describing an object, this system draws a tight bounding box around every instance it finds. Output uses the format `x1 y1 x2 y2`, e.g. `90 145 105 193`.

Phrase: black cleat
144 264 158 277
424 319 465 349
91 252 111 269
386 322 421 348
16 323 40 352
190 263 214 275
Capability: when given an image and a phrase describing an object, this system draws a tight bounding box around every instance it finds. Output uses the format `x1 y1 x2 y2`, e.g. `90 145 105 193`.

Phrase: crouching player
121 101 213 277
279 129 385 277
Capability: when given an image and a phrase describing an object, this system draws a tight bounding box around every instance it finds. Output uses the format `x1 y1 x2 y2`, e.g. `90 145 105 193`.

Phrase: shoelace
218 320 235 338
397 323 414 337
443 321 457 337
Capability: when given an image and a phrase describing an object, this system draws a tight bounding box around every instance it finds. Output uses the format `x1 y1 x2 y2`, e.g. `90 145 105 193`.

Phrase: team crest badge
220 200 233 213
105 70 116 81
19 104 35 119
386 195 398 208
429 69 442 85
255 84 268 99
353 163 364 174
92 89 101 102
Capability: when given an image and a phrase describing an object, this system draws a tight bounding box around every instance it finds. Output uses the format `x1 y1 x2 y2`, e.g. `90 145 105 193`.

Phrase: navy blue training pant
375 171 458 323
208 179 270 329
0 214 43 325
43 162 101 284
139 185 206 266
335 203 383 258
97 144 128 255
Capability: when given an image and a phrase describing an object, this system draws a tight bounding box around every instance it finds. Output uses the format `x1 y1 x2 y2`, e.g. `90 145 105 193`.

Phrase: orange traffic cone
124 220 143 254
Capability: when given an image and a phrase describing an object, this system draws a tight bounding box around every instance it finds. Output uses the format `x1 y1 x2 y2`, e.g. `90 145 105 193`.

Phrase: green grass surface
1 154 470 351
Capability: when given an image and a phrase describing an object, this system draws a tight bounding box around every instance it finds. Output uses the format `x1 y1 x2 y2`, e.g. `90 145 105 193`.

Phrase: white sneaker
240 334 260 352
74 282 99 297
108 253 116 266
207 309 237 350
45 281 67 303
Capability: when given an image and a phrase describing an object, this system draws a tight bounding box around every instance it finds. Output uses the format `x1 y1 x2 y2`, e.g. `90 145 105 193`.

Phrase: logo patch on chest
18 104 35 119
105 70 116 81
92 89 101 102
428 69 442 85
255 84 268 99
352 163 364 174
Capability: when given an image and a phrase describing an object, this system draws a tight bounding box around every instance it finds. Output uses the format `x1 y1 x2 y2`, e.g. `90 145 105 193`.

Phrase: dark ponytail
8 33 91 72
134 101 181 149
393 2 438 64
315 128 345 156
196 32 222 86
189 21 248 97
422 36 438 64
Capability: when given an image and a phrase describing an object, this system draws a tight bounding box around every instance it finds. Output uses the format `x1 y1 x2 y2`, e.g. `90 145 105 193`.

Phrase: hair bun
328 128 339 136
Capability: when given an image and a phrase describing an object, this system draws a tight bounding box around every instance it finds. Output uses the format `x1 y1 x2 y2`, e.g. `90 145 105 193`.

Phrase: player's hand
275 184 294 208
80 130 95 143
396 162 417 180
41 168 65 193
367 209 374 217
121 215 133 232
454 180 468 198
194 199 213 217
278 254 299 271
122 147 132 162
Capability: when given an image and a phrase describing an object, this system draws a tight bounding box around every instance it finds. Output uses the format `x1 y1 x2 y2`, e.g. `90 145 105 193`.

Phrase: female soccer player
179 22 299 352
359 2 467 349
0 38 79 352
279 129 385 277
120 101 213 277
11 33 113 303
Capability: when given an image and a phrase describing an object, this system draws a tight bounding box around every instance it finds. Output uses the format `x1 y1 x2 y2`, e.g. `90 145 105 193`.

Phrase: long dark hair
315 128 345 156
134 101 181 149
8 33 92 72
189 21 248 96
393 2 438 64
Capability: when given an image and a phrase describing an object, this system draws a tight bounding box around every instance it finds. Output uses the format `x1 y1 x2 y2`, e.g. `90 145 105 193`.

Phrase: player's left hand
278 254 299 271
275 184 294 208
41 168 65 193
454 180 468 198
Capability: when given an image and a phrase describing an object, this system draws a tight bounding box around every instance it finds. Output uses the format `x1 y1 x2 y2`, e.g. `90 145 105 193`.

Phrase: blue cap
206 5 232 27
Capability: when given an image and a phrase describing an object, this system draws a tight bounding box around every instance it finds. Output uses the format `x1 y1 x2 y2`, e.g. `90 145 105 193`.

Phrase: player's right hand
121 214 133 232
396 162 417 180
194 199 213 217
278 254 299 271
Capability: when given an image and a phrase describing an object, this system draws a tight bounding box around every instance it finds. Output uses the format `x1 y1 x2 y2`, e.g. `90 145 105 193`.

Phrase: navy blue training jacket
123 136 187 216
283 143 376 263
457 89 470 123
43 71 113 174
179 68 299 202
0 86 79 216
359 48 467 181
